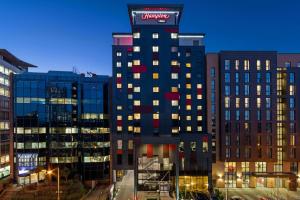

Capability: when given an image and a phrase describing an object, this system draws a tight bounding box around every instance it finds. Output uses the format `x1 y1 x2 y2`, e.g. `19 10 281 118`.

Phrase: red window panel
197 110 202 115
117 120 122 126
197 88 202 94
117 149 123 154
128 149 133 154
186 99 192 105
179 152 184 159
165 92 180 100
152 53 159 60
147 144 153 158
171 67 180 73
203 136 208 142
116 77 122 83
127 47 133 52
191 151 197 162
170 144 176 151
165 28 178 33
132 65 147 73
163 144 169 158
134 105 153 113
127 88 133 93
153 119 159 128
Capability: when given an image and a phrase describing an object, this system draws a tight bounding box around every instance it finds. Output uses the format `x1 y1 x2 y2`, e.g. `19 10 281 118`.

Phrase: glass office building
13 71 110 185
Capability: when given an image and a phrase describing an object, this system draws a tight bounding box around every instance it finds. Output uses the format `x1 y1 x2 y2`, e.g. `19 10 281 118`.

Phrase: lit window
117 126 122 131
134 113 140 120
153 113 159 119
171 73 178 79
257 85 261 95
225 97 230 108
133 46 140 52
128 83 132 88
290 85 295 95
128 126 133 131
186 94 191 99
198 126 203 132
153 73 159 79
133 60 140 66
134 100 140 106
134 87 140 93
257 98 261 108
235 60 239 70
128 62 132 67
197 84 202 89
117 83 122 89
171 32 178 39
152 33 159 39
172 113 179 119
171 100 178 106
128 94 133 99
257 60 261 70
186 105 191 110
171 60 178 66
116 73 122 78
225 60 230 70
197 105 202 110
153 100 159 106
116 62 121 67
186 126 192 132
197 95 202 99
133 73 140 79
128 115 133 120
186 116 191 120
285 62 291 68
171 46 178 52
133 32 140 38
171 87 178 92
197 116 202 121
153 87 159 93
186 63 191 68
117 115 122 120
117 106 122 110
116 52 122 57
153 60 159 66
266 60 271 70
186 84 191 89
245 98 249 108
186 73 191 79
244 60 250 70
152 46 159 52
134 127 141 133
236 98 240 108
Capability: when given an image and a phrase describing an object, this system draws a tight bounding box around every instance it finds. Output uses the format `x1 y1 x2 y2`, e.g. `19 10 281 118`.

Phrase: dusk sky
1 0 299 75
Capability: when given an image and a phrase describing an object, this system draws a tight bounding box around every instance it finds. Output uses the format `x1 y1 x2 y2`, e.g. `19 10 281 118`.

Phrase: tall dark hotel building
207 52 300 190
112 4 211 197
13 71 110 185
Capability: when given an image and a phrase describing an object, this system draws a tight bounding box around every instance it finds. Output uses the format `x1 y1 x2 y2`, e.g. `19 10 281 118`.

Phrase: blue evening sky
0 0 299 75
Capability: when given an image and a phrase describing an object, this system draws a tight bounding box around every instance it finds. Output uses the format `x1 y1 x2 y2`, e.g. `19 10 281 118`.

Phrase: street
219 188 300 200
115 170 134 200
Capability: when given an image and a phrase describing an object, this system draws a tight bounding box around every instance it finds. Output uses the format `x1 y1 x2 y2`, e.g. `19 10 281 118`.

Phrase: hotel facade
207 52 300 190
111 4 211 198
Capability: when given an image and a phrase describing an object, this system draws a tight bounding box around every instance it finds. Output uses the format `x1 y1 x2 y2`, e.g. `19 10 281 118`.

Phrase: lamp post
47 167 60 200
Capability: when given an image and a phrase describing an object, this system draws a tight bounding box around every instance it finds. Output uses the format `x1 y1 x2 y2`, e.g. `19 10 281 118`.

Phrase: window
290 98 295 108
133 60 140 66
266 60 271 70
266 73 271 83
244 60 250 70
290 73 295 83
266 85 270 96
235 73 239 83
190 142 196 151
257 98 261 108
186 63 191 68
210 67 215 77
128 83 133 88
152 46 159 52
244 85 249 95
186 73 191 79
244 72 250 83
171 32 178 39
116 62 121 67
153 113 159 119
153 87 159 93
172 113 179 119
134 87 140 92
225 110 230 120
257 85 261 95
171 73 178 79
235 60 239 70
245 110 250 120
133 73 140 79
171 46 178 52
117 83 122 89
225 73 230 83
203 138 208 152
245 98 249 108
255 162 266 172
290 85 295 95
285 62 291 68
133 32 140 38
297 62 300 68
153 60 159 66
116 51 122 56
134 100 140 106
224 60 230 70
153 100 159 106
236 98 240 108
171 100 178 106
128 62 132 67
257 72 261 83
133 46 140 52
236 110 240 120
256 60 261 70
266 98 271 108
134 113 140 120
225 97 230 108
235 86 239 95
152 33 159 39
225 86 230 96
153 73 159 79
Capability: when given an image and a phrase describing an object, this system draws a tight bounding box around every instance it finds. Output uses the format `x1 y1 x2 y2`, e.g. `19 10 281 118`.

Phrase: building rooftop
0 49 37 69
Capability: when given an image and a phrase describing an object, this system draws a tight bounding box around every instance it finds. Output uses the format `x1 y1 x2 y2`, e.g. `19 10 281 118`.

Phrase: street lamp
47 167 61 200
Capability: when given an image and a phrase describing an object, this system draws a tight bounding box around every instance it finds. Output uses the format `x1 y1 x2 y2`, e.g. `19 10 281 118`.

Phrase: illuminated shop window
134 87 140 92
153 100 159 106
153 60 159 66
153 87 159 93
133 32 140 38
133 46 140 52
153 113 159 119
244 59 250 70
133 60 140 66
256 60 261 70
186 73 191 79
186 63 191 68
134 113 140 120
152 33 159 39
116 62 121 67
152 46 159 52
171 73 178 79
116 51 122 57
133 73 140 79
171 100 178 106
266 60 271 70
171 32 178 39
153 73 159 79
